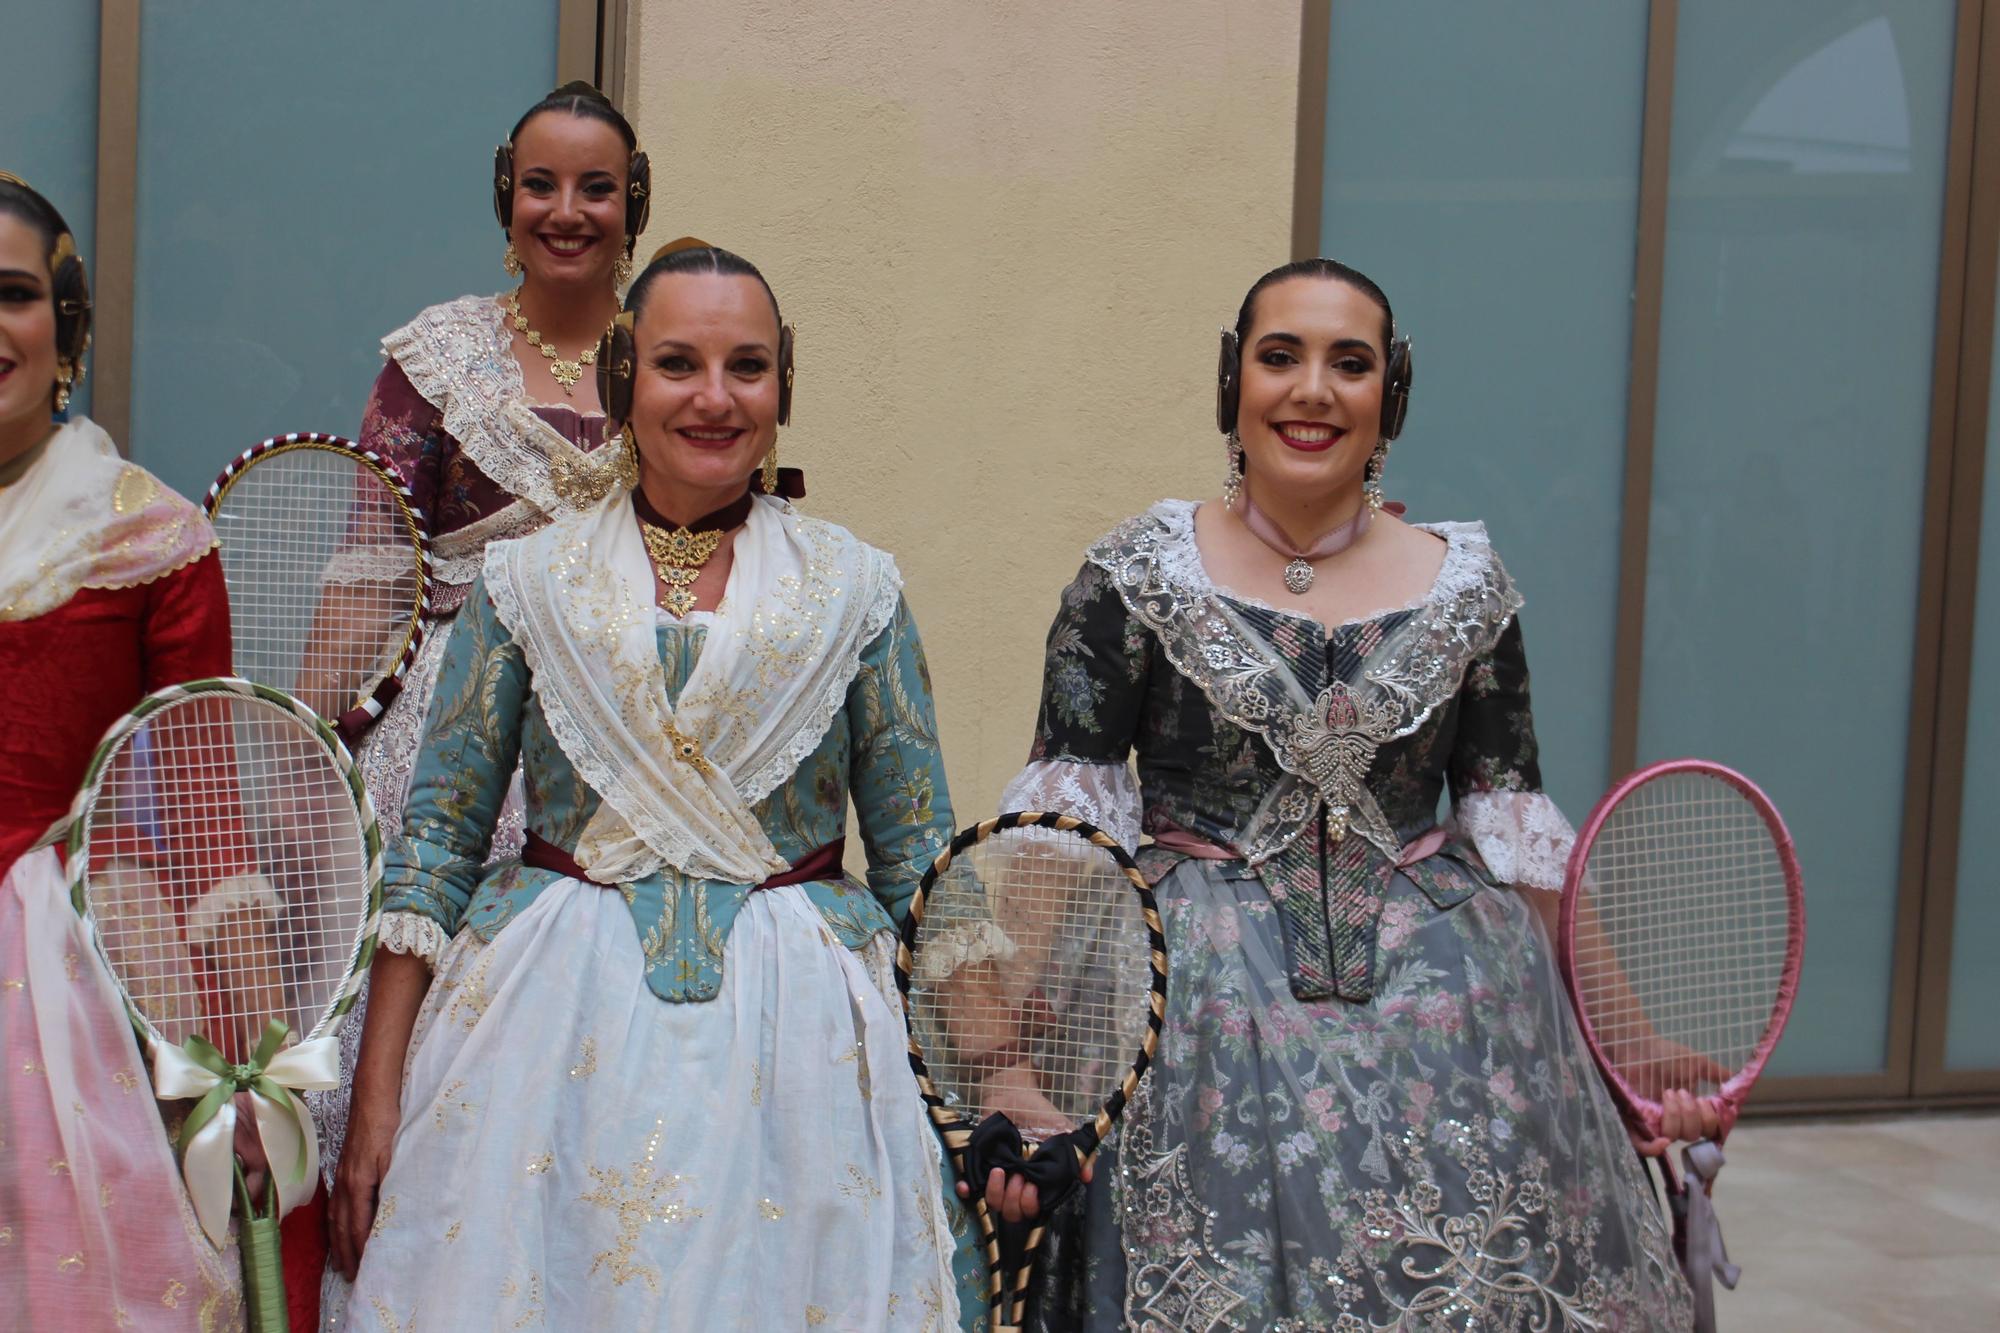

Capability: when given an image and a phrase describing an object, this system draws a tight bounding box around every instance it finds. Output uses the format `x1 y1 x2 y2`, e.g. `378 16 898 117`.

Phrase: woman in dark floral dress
1005 260 1700 1331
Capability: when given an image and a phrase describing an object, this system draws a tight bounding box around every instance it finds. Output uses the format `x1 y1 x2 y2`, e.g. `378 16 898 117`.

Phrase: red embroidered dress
0 417 255 1328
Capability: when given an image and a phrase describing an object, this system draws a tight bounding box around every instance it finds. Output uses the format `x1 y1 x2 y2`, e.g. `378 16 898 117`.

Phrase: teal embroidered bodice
380 576 955 1002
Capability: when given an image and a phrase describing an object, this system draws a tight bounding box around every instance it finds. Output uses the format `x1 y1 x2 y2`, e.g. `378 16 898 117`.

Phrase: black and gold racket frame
893 809 1168 1333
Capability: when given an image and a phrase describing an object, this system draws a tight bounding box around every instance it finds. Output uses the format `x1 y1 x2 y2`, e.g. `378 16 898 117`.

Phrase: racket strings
213 451 420 720
907 829 1152 1143
84 697 369 1058
1573 771 1790 1099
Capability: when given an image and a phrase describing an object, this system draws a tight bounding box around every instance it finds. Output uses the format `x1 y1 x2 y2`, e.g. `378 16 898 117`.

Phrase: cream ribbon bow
151 1022 341 1247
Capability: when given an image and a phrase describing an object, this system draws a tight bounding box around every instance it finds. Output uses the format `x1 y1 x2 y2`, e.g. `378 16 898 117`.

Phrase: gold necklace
505 288 605 395
640 521 723 619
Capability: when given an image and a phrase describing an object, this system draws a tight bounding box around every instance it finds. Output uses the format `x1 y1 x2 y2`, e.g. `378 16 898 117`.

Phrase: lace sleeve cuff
999 759 1143 851
1450 789 1575 893
377 911 449 967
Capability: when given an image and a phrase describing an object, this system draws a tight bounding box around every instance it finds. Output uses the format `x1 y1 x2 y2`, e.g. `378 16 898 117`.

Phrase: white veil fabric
0 848 243 1330
0 417 213 623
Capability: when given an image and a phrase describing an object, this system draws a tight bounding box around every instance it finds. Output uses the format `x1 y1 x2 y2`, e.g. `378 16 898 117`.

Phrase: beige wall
626 2 1301 820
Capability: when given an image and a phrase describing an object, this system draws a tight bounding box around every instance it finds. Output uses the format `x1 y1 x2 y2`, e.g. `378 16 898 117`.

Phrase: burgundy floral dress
1004 501 1691 1332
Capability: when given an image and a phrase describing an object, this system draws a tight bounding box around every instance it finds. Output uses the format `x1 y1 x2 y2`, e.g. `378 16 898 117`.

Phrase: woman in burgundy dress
309 81 660 1324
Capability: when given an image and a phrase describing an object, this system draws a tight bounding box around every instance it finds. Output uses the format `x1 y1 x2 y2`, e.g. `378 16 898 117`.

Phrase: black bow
964 1113 1092 1217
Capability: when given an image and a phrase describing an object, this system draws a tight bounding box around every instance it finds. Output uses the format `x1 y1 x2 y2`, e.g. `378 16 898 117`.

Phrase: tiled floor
1708 1113 1999 1330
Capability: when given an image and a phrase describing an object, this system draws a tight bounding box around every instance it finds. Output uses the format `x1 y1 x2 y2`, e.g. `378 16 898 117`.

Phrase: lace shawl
0 417 215 622
1086 499 1522 867
484 492 901 884
381 294 565 517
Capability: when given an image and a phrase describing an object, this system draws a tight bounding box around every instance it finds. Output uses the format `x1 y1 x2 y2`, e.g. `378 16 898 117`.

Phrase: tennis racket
895 811 1166 1333
61 678 382 1332
205 433 430 742
1558 759 1804 1329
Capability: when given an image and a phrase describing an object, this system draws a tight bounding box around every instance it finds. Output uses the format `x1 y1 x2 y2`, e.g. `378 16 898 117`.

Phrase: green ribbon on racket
153 1019 341 1247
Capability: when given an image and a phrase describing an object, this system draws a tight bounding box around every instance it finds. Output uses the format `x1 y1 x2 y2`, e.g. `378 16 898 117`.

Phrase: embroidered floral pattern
579 1120 704 1292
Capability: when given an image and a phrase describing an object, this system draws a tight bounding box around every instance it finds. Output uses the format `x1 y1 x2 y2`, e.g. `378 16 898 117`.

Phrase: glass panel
4 6 100 418
1319 2 1649 817
129 0 559 501
1945 277 2000 1071
1638 3 1957 1077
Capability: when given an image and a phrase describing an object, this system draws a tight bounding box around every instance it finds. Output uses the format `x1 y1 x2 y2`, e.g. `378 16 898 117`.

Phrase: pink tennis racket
1558 758 1805 1327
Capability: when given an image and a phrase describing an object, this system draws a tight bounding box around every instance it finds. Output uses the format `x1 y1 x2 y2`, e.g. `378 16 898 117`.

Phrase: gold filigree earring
1364 440 1389 512
503 243 524 277
613 251 634 287
1223 432 1244 510
53 362 76 413
616 425 641 491
762 439 779 495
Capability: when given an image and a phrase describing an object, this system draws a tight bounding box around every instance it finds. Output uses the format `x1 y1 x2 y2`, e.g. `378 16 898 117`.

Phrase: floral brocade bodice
1029 501 1564 1003
380 585 953 1003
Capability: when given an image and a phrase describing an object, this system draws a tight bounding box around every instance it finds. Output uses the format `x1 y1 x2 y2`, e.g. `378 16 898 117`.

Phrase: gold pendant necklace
505 288 603 395
640 521 723 619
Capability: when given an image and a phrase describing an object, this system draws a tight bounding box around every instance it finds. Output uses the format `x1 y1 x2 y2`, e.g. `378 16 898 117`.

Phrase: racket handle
238 1211 291 1332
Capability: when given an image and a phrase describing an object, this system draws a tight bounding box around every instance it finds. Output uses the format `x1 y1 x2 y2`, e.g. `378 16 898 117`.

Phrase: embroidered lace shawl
1020 499 1553 1001
483 491 901 884
379 295 628 604
382 294 565 519
0 417 215 622
1092 500 1520 869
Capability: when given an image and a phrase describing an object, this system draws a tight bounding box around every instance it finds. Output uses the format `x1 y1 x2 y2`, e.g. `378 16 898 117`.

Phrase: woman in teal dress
330 242 971 1329
1007 260 1700 1330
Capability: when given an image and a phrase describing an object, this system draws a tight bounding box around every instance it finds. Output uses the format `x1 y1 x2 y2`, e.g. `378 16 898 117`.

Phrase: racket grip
238 1211 291 1332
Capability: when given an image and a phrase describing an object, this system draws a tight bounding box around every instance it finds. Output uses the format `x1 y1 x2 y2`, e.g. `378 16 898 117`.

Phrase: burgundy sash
522 828 846 890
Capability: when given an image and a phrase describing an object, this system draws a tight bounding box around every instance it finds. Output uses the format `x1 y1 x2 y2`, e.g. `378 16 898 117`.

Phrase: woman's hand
231 1090 271 1209
955 1159 1095 1224
1605 1032 1729 1156
329 1079 400 1280
326 948 431 1277
1629 1087 1723 1158
979 1064 1071 1141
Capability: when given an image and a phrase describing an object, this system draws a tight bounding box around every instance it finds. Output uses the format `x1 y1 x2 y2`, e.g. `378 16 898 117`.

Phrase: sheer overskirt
1034 857 1691 1332
0 847 243 1330
312 613 526 1327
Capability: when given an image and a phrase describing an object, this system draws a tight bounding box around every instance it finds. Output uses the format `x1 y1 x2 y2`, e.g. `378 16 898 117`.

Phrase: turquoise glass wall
128 0 559 502
5 5 100 419
1319 2 1651 819
1636 3 1957 1077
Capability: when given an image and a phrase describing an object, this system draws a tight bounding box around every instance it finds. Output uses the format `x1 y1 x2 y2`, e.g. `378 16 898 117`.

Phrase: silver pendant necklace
1237 492 1372 595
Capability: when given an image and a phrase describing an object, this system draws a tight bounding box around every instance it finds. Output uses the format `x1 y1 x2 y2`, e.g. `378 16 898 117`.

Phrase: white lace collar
0 417 215 621
1144 497 1497 631
382 294 604 515
1087 498 1521 864
484 493 901 883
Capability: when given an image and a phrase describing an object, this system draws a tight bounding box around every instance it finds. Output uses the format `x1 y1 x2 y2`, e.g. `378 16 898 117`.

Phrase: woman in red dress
0 172 272 1329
